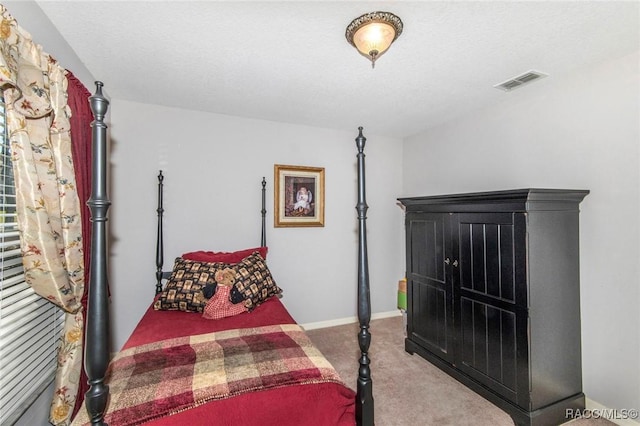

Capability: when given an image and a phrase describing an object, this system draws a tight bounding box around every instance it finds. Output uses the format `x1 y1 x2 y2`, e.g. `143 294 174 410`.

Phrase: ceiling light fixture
346 11 403 68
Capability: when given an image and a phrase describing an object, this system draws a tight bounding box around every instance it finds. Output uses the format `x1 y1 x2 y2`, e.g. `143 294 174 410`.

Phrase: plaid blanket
72 324 345 426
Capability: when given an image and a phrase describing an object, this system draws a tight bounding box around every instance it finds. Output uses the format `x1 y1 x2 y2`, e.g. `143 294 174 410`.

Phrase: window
0 94 65 424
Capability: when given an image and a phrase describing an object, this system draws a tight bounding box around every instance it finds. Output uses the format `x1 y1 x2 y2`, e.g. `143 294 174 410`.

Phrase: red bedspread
77 297 355 425
123 297 297 349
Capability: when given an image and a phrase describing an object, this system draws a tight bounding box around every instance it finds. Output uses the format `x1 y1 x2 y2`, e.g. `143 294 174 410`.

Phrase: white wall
109 100 405 349
402 51 640 413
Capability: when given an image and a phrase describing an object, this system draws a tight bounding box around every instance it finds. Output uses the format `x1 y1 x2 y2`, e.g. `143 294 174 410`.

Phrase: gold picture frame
274 164 325 227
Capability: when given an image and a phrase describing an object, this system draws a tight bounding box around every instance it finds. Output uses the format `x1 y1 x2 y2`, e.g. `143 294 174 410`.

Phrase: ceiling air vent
494 70 548 92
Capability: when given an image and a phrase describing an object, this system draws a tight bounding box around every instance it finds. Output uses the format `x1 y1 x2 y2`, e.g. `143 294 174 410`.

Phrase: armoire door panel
459 297 518 402
405 213 453 363
410 279 450 360
408 216 445 283
456 213 521 306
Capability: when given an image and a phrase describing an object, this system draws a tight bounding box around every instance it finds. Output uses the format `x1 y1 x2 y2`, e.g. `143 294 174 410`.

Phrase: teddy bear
202 267 247 320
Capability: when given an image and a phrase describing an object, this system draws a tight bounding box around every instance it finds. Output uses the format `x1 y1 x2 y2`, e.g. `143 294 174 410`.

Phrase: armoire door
405 212 454 363
451 212 530 406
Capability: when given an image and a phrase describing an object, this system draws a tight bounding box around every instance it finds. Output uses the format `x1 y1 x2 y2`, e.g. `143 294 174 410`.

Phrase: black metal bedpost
155 171 165 294
84 81 110 425
261 177 267 247
355 127 373 426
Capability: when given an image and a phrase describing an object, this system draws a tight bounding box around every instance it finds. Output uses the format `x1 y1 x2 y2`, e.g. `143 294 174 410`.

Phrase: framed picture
274 164 325 227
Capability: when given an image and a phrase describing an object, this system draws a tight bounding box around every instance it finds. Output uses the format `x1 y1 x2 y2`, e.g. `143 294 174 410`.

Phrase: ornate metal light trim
345 11 403 68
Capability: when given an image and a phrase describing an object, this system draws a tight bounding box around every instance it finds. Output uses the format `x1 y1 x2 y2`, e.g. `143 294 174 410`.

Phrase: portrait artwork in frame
274 164 325 227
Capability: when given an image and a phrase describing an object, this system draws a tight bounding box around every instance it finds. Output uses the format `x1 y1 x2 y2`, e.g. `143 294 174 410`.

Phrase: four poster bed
74 82 374 425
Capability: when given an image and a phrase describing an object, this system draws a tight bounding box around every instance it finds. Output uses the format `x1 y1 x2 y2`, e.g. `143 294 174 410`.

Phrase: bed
74 82 374 425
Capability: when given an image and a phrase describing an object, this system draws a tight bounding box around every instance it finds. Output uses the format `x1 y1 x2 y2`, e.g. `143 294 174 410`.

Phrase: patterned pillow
231 252 282 310
154 258 224 313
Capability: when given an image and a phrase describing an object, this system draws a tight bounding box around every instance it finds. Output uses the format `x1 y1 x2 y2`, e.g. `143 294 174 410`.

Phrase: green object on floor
397 290 406 310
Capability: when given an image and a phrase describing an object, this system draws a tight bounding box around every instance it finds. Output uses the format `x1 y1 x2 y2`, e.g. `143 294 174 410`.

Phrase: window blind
0 95 65 425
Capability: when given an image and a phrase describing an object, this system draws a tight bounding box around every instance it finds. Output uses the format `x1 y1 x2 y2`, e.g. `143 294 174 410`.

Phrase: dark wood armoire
398 189 589 426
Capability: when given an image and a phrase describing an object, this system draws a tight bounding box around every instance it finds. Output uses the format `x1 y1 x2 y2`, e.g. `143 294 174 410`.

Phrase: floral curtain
0 6 85 426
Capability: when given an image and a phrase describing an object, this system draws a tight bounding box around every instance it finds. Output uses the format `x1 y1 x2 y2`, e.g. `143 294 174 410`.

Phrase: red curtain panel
65 70 93 419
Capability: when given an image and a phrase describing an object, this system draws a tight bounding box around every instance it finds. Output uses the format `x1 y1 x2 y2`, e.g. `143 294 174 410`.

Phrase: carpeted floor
306 315 613 426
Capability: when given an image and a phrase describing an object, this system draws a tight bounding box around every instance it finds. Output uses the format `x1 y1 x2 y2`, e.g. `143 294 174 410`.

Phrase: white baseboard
581 398 640 426
301 310 401 331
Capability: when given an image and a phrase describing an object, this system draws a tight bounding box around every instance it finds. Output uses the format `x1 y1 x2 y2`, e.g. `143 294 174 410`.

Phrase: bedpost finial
355 127 366 152
90 81 109 119
262 177 266 188
158 170 164 182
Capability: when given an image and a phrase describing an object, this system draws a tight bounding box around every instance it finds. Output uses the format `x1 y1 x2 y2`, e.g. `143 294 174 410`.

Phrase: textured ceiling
35 1 639 139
